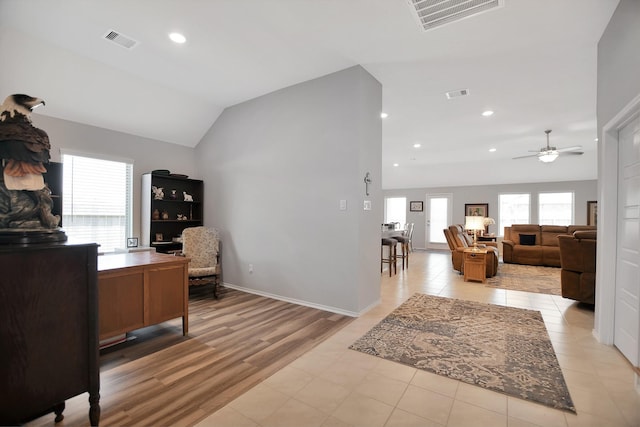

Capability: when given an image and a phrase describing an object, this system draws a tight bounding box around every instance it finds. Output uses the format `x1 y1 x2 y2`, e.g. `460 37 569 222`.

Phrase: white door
614 113 640 367
426 194 452 250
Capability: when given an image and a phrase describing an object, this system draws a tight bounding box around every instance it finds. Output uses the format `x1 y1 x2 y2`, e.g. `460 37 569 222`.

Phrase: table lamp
465 215 485 251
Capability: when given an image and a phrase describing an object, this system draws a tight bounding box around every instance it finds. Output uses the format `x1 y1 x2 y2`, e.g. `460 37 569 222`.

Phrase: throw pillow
519 234 536 245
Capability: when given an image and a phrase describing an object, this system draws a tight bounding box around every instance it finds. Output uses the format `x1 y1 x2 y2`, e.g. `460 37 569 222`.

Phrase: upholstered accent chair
181 226 222 298
444 225 499 277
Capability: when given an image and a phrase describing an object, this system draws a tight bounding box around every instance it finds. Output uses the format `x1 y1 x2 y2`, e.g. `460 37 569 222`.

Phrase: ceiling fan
513 130 584 163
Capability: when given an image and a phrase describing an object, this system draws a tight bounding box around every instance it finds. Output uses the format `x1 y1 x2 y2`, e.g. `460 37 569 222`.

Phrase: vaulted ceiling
0 0 619 188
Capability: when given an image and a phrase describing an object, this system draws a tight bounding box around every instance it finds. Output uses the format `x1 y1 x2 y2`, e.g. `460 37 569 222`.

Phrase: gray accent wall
195 66 382 315
384 180 597 249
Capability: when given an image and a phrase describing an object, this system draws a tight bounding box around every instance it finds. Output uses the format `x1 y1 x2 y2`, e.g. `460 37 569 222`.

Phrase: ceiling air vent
103 30 139 49
445 89 469 99
407 0 503 32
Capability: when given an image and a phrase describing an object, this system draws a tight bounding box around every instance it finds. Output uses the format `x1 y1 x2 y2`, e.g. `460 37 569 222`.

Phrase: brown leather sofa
502 224 596 267
444 225 499 277
558 230 596 304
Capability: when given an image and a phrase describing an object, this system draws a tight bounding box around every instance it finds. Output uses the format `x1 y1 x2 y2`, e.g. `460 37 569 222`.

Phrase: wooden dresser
98 251 190 341
0 243 100 426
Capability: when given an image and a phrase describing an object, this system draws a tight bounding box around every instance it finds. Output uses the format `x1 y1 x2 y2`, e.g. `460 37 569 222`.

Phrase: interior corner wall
195 66 382 315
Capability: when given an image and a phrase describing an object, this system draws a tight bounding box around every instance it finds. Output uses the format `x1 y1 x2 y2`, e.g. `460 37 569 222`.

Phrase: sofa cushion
519 234 536 245
541 225 568 246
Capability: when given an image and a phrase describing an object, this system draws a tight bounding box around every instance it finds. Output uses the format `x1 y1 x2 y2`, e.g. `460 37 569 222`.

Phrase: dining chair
381 237 397 276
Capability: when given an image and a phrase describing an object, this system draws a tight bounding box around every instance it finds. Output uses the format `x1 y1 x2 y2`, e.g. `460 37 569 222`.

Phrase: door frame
595 92 640 355
425 193 452 250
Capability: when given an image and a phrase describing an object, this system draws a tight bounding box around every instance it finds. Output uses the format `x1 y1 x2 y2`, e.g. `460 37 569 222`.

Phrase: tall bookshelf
141 173 203 253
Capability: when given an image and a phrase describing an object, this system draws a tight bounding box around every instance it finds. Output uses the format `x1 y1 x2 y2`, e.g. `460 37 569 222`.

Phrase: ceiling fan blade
559 151 584 156
512 153 540 160
556 145 583 152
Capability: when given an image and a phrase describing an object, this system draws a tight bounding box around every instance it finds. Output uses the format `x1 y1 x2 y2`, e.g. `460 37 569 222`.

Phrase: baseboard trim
221 282 368 317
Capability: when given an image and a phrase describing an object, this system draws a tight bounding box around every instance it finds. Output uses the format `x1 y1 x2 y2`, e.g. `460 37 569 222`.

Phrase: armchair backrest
449 225 471 248
181 226 220 269
443 228 456 251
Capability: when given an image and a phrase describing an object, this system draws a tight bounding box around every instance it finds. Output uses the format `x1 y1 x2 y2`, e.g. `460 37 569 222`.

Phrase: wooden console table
98 251 189 341
463 248 487 283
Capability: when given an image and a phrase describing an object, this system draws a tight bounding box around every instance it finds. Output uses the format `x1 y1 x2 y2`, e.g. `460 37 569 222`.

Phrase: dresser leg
53 402 65 423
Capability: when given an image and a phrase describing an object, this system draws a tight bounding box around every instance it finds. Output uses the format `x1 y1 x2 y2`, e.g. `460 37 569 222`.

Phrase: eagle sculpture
0 94 50 191
0 94 60 230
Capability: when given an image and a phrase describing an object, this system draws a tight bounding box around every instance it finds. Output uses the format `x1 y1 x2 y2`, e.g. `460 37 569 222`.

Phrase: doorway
598 92 640 371
614 112 640 366
425 194 452 250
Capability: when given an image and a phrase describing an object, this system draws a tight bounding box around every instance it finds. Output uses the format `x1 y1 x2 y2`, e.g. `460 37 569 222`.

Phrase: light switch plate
339 199 347 210
363 200 372 210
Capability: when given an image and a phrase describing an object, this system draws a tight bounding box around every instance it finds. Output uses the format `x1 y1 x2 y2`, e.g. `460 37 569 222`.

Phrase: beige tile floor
196 250 640 427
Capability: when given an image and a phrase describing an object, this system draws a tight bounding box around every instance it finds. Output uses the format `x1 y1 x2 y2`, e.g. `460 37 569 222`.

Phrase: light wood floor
25 287 352 427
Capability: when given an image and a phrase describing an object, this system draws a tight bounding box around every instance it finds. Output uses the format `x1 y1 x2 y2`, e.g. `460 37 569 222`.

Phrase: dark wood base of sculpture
0 228 66 244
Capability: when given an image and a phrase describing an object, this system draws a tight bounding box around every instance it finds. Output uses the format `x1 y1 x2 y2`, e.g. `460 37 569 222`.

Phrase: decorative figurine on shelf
152 209 160 220
161 210 169 220
177 213 187 220
183 191 193 202
151 185 164 200
0 94 64 242
170 189 177 200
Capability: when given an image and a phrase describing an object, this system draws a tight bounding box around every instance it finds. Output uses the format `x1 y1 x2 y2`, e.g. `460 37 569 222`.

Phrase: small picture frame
126 237 138 248
587 201 597 226
155 233 164 242
409 201 423 212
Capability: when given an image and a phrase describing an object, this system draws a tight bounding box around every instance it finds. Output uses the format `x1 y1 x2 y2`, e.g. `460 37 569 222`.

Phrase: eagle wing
0 112 50 163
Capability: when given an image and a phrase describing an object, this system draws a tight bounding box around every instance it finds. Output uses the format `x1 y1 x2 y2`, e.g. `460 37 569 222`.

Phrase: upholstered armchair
558 230 596 304
181 226 222 298
444 225 499 277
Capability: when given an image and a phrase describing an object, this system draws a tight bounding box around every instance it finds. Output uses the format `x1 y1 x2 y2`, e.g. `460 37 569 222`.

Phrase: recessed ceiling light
393 163 399 167
413 143 421 148
169 32 186 44
380 112 389 119
482 110 494 117
489 148 497 152
594 138 599 142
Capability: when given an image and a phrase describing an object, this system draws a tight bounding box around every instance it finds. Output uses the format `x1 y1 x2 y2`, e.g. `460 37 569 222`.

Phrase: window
499 193 530 236
62 152 133 253
384 197 406 227
539 192 573 225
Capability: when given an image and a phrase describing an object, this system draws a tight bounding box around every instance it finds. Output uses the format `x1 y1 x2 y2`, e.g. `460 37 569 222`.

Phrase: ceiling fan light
538 151 559 163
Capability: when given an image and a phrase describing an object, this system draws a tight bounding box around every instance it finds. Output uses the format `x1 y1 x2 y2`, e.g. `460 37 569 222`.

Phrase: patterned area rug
486 262 561 295
350 294 575 413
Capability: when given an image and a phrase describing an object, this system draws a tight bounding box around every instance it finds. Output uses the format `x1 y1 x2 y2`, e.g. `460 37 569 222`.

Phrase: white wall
595 0 640 348
31 115 197 243
384 180 597 249
194 66 382 315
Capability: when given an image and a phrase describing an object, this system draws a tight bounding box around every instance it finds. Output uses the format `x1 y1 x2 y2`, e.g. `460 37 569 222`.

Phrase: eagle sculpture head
0 94 45 122
0 94 50 190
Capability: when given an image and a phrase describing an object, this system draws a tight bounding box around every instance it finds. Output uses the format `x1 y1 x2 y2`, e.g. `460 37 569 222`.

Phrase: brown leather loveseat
444 225 499 277
502 224 596 267
558 230 596 304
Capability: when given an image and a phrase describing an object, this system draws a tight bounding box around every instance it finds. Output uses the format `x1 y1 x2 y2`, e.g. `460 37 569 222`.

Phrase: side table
463 248 487 283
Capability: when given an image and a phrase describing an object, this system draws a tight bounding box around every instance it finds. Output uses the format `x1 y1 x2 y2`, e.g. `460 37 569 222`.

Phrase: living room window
385 197 406 227
499 193 530 236
539 192 574 225
62 152 133 253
